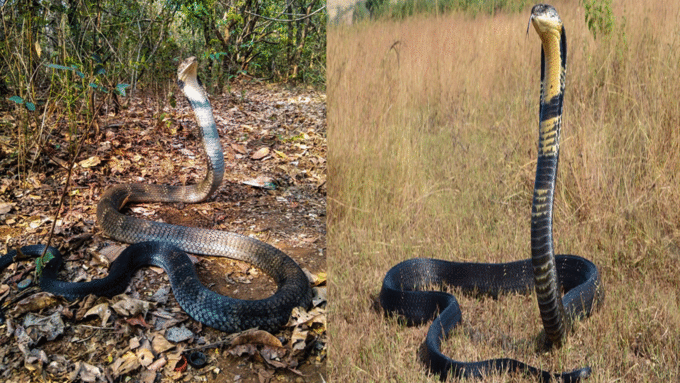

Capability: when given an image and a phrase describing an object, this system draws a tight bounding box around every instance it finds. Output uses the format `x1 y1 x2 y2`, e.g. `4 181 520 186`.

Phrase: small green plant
34 56 129 171
34 248 55 280
47 58 129 98
8 96 36 111
582 0 615 39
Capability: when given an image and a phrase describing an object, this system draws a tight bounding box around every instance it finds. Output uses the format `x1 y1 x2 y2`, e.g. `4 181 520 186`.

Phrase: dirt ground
0 81 326 383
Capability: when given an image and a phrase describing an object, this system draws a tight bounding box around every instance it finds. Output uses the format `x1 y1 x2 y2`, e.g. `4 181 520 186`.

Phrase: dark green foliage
116 84 130 97
35 249 55 280
365 0 388 17
0 0 325 180
582 0 615 39
8 96 35 111
0 0 325 106
46 60 129 97
172 0 326 85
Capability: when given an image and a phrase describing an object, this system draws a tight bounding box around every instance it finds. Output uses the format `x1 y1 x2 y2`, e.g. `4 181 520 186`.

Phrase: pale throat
539 29 564 104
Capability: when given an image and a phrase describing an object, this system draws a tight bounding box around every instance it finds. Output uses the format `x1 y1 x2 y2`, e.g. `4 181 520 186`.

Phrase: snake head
177 56 198 84
528 4 563 37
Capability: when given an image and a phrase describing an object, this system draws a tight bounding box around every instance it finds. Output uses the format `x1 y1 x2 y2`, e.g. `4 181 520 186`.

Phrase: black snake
1 57 312 333
380 5 603 382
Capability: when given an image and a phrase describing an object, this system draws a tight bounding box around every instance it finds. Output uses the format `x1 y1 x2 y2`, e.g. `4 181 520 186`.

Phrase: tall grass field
328 0 680 381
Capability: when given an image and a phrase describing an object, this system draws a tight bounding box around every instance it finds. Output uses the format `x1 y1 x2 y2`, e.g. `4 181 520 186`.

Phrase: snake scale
380 5 603 382
1 57 312 333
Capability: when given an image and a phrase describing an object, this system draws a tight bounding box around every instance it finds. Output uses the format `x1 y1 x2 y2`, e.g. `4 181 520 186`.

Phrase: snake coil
380 5 603 382
1 57 312 333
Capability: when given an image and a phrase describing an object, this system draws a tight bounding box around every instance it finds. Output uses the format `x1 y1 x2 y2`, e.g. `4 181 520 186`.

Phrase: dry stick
39 97 103 261
28 77 58 172
183 333 240 352
244 5 326 23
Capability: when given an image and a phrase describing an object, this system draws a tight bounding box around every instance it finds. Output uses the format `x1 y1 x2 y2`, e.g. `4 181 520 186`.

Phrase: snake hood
177 56 198 84
529 4 563 36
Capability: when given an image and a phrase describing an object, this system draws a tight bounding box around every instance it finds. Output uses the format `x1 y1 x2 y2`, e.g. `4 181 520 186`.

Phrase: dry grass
328 1 680 382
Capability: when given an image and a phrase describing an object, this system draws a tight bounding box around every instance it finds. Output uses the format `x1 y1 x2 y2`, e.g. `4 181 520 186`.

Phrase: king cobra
0 57 312 333
380 5 603 382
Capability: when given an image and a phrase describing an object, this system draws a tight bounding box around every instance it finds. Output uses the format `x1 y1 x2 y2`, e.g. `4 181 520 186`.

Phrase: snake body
1 57 312 333
380 5 603 382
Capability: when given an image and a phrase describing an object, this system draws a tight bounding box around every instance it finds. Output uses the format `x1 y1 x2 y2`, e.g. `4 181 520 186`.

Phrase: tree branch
244 5 325 23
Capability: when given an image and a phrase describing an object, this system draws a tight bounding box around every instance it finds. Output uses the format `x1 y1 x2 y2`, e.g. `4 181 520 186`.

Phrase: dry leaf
147 357 167 372
312 286 327 307
164 347 185 376
79 156 101 168
231 329 282 348
273 149 287 159
136 347 155 367
70 362 102 383
28 215 49 229
129 337 141 350
315 272 327 285
303 269 326 287
99 245 126 262
261 345 286 360
231 143 247 154
291 327 308 351
251 147 270 160
75 295 99 320
0 284 10 299
229 343 258 357
257 368 275 383
111 351 140 376
110 295 152 317
139 370 158 383
22 312 65 342
83 303 112 327
288 306 326 328
151 333 176 354
126 314 152 329
0 202 14 214
8 292 61 317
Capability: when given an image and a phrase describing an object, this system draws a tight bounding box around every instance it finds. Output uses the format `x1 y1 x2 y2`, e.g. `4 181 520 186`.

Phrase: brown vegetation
328 0 680 381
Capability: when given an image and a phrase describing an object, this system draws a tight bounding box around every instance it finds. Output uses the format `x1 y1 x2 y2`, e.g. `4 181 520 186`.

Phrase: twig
245 5 326 23
183 333 239 352
39 98 103 260
78 325 117 330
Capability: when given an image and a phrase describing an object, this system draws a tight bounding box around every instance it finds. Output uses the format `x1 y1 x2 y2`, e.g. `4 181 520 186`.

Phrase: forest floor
0 81 326 383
